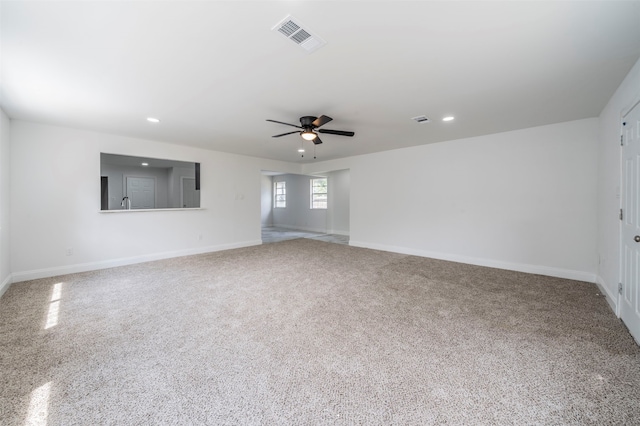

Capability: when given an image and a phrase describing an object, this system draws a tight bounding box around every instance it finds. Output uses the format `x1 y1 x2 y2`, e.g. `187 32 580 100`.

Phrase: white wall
260 174 272 226
0 109 11 297
303 118 599 282
326 169 350 235
5 112 610 285
597 57 640 311
272 174 328 233
10 120 299 281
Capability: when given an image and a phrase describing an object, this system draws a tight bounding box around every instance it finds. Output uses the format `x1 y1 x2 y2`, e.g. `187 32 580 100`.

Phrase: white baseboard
349 240 597 283
595 275 618 316
328 229 350 236
0 273 12 299
11 240 262 283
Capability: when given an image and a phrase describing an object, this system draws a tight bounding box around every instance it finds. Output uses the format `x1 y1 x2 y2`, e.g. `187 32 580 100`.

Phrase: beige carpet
1 239 639 425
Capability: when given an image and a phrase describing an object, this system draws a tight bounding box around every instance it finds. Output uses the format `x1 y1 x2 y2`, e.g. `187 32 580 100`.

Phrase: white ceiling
2 1 640 163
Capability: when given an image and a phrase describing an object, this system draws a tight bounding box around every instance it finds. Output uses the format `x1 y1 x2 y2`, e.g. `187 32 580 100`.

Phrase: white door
126 177 155 209
181 177 199 208
621 100 640 344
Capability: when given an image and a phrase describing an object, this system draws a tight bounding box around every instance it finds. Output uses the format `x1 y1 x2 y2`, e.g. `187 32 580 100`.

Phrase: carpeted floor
1 239 639 425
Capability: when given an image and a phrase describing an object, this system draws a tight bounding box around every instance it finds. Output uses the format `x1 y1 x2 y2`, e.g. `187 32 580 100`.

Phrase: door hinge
620 208 623 220
619 283 623 294
621 135 624 146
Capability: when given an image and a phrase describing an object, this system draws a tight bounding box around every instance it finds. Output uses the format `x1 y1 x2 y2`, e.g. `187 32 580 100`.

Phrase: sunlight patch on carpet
44 282 63 329
24 381 51 426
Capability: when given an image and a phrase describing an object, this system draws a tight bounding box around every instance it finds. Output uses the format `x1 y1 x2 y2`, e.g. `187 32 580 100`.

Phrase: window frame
310 178 328 210
274 181 286 209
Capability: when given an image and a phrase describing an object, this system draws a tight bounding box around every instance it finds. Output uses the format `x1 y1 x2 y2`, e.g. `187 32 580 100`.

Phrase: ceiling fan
266 115 355 145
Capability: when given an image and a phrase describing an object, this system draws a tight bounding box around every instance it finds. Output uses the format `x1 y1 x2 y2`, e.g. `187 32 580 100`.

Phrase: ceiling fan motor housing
300 116 317 127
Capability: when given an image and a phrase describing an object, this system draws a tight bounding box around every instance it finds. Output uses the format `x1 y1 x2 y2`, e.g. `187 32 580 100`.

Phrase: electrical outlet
66 248 73 256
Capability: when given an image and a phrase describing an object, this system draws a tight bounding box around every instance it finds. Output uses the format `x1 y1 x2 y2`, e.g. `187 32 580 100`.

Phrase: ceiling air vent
272 15 326 53
412 115 430 124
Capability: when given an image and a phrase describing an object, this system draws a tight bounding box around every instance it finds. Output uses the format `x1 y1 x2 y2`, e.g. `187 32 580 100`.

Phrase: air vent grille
412 115 430 124
273 15 326 53
278 21 300 37
291 29 311 44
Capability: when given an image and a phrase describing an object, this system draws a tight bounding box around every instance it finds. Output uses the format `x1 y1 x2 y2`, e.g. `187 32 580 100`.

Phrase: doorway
125 176 155 209
181 177 199 208
260 170 350 244
100 176 109 210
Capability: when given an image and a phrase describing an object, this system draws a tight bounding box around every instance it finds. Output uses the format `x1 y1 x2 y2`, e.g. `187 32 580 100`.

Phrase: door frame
619 95 640 324
180 176 197 208
123 175 157 209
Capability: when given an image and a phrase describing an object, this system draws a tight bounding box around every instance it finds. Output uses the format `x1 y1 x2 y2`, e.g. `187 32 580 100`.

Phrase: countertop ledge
99 208 205 213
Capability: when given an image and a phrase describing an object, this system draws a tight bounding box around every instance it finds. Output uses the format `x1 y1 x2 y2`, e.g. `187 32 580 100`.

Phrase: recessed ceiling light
147 117 160 123
442 116 455 122
141 162 149 166
298 149 305 153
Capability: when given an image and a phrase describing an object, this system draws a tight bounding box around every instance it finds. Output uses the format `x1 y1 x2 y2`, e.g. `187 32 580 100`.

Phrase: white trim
595 275 618 315
328 229 350 236
99 208 205 213
310 177 328 210
0 274 12 299
11 240 262 283
349 240 596 283
622 94 640 119
618 94 640 344
274 181 286 209
618 110 625 323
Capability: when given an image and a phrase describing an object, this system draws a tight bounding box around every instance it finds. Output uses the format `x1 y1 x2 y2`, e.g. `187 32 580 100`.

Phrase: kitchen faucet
121 196 131 210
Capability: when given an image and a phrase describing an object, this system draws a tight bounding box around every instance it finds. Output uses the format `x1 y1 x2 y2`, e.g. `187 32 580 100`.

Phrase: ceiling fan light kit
301 131 317 141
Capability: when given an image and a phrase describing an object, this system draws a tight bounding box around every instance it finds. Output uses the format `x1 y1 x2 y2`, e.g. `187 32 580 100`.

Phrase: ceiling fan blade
318 129 355 137
313 136 323 145
266 119 303 129
312 115 333 128
272 131 300 138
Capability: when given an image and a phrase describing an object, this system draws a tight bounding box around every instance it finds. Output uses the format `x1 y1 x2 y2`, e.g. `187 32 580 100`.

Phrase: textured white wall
10 121 299 281
327 169 350 235
304 118 599 281
0 109 11 296
597 57 640 310
260 174 272 226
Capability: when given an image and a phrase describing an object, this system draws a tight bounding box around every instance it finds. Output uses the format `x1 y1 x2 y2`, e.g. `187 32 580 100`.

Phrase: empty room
2 1 640 424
